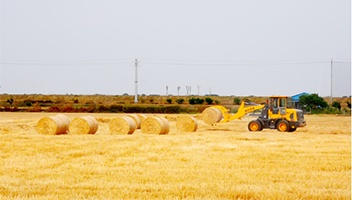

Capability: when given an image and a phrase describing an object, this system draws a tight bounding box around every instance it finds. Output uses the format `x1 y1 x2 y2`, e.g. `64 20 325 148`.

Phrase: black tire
288 127 297 132
248 120 262 131
277 120 289 132
257 119 264 131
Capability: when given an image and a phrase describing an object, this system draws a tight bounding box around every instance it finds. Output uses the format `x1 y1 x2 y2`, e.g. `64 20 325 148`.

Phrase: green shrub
123 105 145 113
233 97 241 105
332 101 341 110
25 101 32 107
189 98 204 105
205 97 213 105
163 106 181 113
109 105 123 113
176 98 185 104
143 106 162 113
97 105 110 113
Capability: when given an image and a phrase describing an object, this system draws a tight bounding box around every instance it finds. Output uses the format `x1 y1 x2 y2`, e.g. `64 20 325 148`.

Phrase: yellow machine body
207 96 306 132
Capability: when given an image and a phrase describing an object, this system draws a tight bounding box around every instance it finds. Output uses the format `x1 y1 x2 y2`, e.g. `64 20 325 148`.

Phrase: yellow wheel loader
203 96 306 132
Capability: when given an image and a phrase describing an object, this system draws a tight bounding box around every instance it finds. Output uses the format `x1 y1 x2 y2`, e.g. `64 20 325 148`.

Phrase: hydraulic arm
211 101 264 123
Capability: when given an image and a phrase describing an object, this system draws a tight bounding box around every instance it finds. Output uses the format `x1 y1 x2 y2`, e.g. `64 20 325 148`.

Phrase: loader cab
269 96 287 115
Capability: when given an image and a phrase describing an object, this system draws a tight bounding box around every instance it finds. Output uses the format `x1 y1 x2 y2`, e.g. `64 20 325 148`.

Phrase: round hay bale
69 116 98 135
86 116 99 134
202 107 222 125
36 115 70 135
109 116 136 134
176 115 198 132
141 116 168 134
56 114 71 130
137 114 147 124
158 116 170 134
127 114 141 129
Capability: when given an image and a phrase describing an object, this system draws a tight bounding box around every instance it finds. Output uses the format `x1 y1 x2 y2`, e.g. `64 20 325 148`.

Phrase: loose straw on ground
176 115 198 132
36 114 70 135
109 116 136 134
141 116 169 134
201 107 223 125
69 116 99 134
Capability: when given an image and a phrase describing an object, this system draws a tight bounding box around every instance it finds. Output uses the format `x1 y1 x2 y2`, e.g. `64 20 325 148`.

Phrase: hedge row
44 104 203 114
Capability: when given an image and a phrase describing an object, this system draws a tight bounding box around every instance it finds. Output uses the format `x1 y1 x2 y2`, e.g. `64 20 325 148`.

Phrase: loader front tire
248 120 262 131
277 120 289 132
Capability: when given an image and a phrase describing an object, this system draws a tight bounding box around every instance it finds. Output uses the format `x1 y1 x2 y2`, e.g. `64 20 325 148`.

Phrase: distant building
291 92 310 109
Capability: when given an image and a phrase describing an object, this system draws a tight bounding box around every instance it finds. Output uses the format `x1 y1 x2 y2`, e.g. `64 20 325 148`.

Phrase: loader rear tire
248 120 262 131
277 120 289 132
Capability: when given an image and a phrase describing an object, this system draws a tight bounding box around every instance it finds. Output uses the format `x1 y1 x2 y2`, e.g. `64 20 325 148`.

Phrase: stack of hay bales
176 115 198 132
69 116 99 134
109 116 136 134
36 114 70 135
201 107 223 125
141 116 170 134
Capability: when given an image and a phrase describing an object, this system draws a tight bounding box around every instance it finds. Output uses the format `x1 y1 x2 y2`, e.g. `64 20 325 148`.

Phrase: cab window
279 98 286 108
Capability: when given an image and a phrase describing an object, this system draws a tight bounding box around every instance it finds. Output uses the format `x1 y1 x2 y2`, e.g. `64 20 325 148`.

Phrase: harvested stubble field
0 112 351 199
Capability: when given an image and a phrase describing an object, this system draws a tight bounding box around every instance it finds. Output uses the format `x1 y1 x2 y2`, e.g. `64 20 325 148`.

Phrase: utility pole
134 58 138 103
330 59 333 104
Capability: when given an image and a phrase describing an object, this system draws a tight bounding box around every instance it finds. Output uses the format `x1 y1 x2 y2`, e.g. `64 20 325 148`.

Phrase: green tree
299 94 328 111
189 98 205 105
205 97 213 105
196 98 205 104
332 101 341 110
189 98 196 105
233 97 241 105
166 98 172 104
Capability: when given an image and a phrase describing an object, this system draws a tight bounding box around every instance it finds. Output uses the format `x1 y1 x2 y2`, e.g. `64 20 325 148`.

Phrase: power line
139 59 337 66
0 59 351 66
0 59 133 65
1 59 349 66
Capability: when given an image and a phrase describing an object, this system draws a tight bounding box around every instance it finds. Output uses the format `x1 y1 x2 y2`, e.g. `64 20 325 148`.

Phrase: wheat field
0 113 350 199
